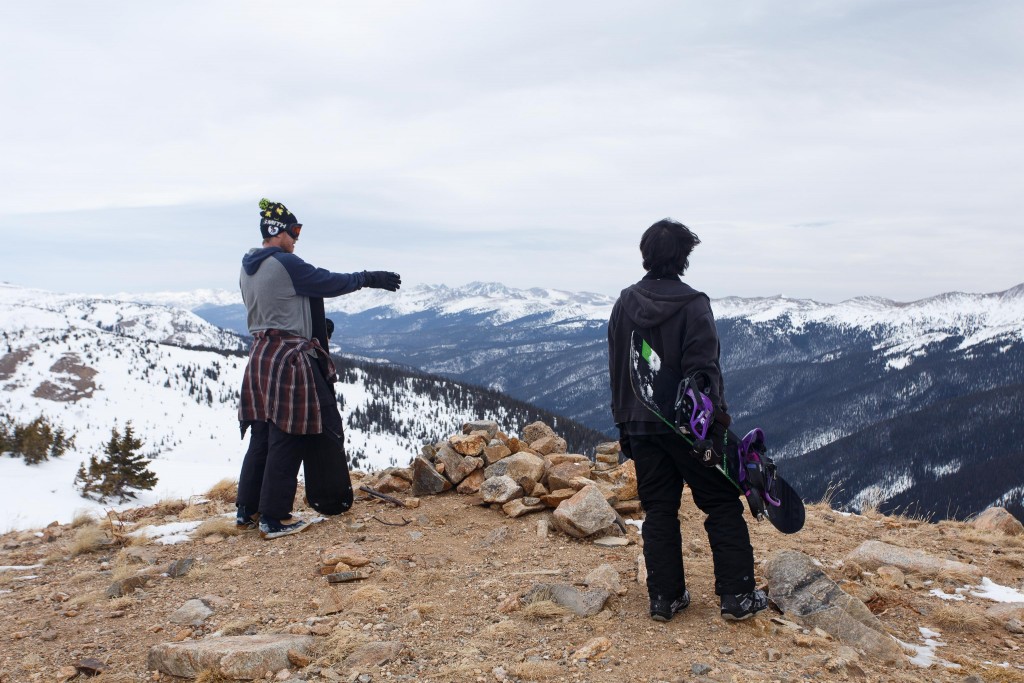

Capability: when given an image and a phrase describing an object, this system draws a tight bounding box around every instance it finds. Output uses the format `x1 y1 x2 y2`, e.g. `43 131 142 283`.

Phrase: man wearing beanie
236 198 402 539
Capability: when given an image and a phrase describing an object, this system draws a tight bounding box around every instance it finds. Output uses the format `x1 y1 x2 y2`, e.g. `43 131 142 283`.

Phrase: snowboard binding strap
738 428 782 520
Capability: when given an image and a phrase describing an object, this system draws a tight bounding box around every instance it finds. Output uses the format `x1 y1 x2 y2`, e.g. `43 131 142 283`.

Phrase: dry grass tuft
520 599 570 620
195 670 232 683
69 524 108 556
183 562 212 583
478 619 518 640
936 566 981 586
810 482 843 511
179 500 215 521
107 595 137 611
929 603 990 633
377 565 403 582
315 623 373 663
409 601 437 616
338 585 388 612
150 498 188 517
508 661 566 680
70 589 106 608
204 479 238 504
195 517 239 538
946 656 1024 683
70 510 97 528
110 558 137 582
69 570 96 585
218 619 260 636
839 561 864 580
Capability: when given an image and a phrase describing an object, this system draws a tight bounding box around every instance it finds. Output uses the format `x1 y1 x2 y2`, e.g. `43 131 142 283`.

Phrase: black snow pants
630 432 755 600
237 359 352 522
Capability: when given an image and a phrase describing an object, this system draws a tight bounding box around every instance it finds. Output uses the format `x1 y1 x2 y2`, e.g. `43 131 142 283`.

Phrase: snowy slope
0 284 604 531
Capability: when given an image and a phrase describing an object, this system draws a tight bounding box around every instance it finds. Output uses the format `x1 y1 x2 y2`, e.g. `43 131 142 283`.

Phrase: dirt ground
1 475 1023 683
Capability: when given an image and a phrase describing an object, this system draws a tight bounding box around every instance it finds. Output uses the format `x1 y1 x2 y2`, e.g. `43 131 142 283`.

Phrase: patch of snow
970 577 1024 603
897 627 960 669
0 564 44 572
928 588 966 601
129 520 203 545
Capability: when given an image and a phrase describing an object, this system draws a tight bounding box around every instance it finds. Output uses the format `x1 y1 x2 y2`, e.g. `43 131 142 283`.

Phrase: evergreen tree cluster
0 413 75 465
74 423 158 503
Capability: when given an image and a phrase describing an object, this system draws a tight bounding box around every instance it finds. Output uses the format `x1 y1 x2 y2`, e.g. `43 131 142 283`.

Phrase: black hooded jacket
607 274 727 430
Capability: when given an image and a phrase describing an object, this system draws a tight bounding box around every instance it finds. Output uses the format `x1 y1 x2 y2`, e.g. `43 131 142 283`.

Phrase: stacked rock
362 420 639 540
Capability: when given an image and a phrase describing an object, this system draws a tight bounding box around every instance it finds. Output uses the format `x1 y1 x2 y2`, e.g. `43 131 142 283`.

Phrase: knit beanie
259 198 300 239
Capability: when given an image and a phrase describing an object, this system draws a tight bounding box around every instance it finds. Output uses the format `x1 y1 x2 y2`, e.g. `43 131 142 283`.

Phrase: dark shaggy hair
640 218 701 277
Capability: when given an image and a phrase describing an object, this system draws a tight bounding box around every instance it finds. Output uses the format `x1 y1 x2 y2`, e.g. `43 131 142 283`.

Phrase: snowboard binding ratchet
675 371 717 466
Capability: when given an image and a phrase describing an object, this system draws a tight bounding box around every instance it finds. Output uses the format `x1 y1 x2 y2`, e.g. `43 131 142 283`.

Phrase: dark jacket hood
619 276 705 328
242 247 283 276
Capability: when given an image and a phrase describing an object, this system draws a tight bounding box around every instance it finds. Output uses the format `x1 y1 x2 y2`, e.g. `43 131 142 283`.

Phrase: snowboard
302 431 354 515
303 300 354 516
629 331 805 534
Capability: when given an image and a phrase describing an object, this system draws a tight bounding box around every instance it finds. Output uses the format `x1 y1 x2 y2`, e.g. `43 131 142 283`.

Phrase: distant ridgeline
332 355 607 470
149 281 1024 522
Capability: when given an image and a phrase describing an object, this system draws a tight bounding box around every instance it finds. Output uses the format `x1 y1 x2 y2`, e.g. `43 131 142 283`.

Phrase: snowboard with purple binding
629 331 805 534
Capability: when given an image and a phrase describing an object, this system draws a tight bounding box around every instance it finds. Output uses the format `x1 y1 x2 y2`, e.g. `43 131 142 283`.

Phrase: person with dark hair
607 217 767 621
236 198 402 539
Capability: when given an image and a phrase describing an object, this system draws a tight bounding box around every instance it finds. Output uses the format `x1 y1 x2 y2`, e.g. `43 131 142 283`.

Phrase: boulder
463 420 500 440
433 444 470 485
544 453 591 468
456 468 485 494
449 434 487 457
540 488 577 508
169 598 214 626
764 550 904 666
374 473 411 494
410 456 452 496
524 583 610 617
592 459 637 501
585 564 625 595
503 497 546 518
482 440 512 466
484 452 545 485
480 476 524 505
972 507 1024 536
546 461 593 491
551 485 619 539
148 634 314 679
531 435 568 455
845 540 981 579
343 641 404 671
521 421 556 444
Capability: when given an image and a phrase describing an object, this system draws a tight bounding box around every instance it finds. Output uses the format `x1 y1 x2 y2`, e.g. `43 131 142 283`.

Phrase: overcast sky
3 1 1022 302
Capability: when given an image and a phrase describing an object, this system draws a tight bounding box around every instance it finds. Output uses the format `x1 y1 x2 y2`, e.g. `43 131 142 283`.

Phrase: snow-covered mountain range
4 280 1022 525
0 284 602 531
124 280 1024 521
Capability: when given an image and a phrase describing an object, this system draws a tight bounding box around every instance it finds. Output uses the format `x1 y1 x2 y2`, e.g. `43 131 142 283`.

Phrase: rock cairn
363 419 639 540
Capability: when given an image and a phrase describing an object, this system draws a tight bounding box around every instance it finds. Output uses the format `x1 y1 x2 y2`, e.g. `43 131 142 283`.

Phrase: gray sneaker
720 589 768 621
650 590 691 622
259 516 311 540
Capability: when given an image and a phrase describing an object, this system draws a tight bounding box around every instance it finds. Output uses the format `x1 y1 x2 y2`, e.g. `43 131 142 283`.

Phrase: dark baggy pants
630 432 755 599
237 359 352 522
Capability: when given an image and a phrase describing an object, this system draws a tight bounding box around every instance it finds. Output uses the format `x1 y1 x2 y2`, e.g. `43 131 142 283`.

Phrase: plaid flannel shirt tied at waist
238 330 336 435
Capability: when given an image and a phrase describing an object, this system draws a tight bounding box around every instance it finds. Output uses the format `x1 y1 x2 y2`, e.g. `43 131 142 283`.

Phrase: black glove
362 271 402 291
325 318 335 339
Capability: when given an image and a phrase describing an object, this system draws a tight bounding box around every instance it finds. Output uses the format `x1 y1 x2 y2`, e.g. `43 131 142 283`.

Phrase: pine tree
75 423 158 502
0 414 76 465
